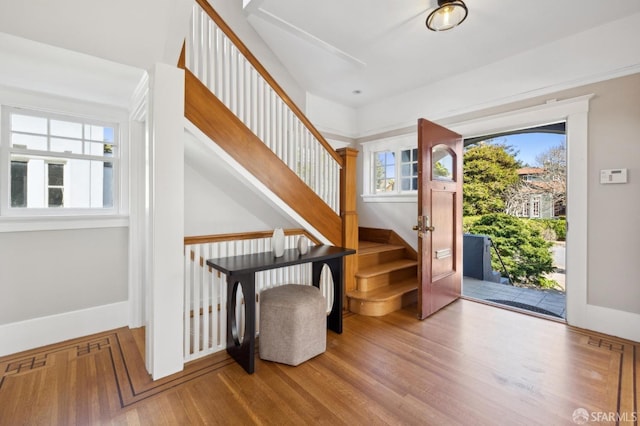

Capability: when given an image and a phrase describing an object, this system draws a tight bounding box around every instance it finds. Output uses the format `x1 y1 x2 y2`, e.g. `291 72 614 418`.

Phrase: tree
504 141 566 217
536 142 566 216
463 142 520 215
467 213 556 288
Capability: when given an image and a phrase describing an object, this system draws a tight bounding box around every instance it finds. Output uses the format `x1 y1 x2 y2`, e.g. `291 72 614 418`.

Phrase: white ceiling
245 0 640 107
0 0 192 108
1 0 639 112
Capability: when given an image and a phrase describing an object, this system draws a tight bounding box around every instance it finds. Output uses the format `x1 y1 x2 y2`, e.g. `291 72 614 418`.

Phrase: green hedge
523 218 566 241
466 213 556 288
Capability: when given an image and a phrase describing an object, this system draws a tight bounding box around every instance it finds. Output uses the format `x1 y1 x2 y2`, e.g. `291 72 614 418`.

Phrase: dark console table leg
226 273 255 374
313 257 343 334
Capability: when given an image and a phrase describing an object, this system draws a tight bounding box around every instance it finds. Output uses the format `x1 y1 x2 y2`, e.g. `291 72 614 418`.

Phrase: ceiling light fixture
426 0 468 32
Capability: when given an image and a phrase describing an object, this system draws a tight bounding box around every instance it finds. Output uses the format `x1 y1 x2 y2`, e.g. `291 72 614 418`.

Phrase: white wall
356 12 640 138
184 164 296 236
0 35 137 356
0 227 128 325
145 64 185 379
184 130 297 236
585 75 640 315
0 227 129 356
306 93 358 139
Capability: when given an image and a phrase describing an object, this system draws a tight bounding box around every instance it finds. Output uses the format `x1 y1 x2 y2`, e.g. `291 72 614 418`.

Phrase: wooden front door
417 118 463 319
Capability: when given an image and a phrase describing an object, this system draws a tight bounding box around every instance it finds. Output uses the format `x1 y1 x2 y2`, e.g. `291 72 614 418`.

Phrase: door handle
415 216 435 236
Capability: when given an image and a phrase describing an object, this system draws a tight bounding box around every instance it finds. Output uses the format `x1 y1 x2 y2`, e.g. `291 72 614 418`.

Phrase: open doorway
460 123 567 320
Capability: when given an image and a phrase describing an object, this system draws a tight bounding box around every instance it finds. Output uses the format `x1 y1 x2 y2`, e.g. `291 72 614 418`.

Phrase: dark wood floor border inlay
572 327 638 424
0 328 240 409
588 336 625 352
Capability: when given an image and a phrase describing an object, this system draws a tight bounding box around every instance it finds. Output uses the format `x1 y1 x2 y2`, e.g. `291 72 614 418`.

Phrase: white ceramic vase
272 228 285 257
297 236 308 255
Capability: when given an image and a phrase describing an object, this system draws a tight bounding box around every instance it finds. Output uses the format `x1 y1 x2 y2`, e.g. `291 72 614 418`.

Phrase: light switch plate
600 168 628 184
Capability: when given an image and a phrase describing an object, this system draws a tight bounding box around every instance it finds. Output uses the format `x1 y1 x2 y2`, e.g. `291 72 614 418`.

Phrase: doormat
486 299 563 319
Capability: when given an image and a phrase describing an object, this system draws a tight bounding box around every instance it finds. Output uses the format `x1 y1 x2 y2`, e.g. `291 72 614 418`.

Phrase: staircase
180 0 357 253
347 228 418 316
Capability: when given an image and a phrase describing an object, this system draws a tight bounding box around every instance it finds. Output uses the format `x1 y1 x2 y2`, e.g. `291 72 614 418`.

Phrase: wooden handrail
184 228 321 246
189 0 343 167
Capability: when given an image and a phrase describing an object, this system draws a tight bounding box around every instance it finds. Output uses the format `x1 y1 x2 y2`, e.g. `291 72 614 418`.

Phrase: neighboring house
0 0 639 383
507 167 565 219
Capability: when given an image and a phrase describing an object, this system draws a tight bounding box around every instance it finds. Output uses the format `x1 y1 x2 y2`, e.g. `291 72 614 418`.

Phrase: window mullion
396 149 402 194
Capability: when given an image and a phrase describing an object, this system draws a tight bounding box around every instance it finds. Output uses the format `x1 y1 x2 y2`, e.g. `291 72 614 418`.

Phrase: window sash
371 148 418 195
2 106 119 215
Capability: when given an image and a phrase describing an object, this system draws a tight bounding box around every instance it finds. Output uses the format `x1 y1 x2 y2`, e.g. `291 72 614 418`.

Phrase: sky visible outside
491 132 566 167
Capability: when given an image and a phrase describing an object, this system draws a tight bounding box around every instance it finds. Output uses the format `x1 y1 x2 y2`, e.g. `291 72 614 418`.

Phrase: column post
337 148 359 309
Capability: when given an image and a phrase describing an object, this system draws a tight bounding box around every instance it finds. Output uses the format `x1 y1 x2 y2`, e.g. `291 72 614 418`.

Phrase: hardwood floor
1 300 638 425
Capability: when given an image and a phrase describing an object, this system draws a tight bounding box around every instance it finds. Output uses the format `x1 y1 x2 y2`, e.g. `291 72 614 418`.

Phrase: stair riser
356 267 417 292
348 289 417 317
358 248 406 269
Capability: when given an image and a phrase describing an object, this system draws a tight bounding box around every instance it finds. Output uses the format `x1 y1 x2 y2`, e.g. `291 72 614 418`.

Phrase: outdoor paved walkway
463 277 566 319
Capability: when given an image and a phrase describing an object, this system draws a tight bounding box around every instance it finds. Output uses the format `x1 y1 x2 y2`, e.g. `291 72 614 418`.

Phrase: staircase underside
347 240 418 317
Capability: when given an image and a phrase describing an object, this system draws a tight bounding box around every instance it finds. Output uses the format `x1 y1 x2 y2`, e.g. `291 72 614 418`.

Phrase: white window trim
531 196 541 218
361 133 418 203
0 89 130 232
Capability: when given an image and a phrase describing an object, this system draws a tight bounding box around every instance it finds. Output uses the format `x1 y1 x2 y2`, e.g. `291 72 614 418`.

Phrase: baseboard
568 303 640 343
0 301 129 357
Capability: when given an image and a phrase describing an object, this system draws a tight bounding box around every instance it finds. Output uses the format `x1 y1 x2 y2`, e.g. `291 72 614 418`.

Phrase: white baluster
251 68 258 136
270 89 277 151
277 100 283 159
206 19 214 90
199 10 208 85
192 244 201 353
184 247 192 358
191 9 200 78
201 244 210 351
220 271 227 349
230 46 238 115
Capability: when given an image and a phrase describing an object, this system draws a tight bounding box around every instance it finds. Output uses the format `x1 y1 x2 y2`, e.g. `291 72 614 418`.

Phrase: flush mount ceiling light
426 0 468 31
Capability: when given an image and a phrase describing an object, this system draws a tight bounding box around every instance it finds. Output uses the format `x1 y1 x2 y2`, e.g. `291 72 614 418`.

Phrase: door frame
446 95 591 330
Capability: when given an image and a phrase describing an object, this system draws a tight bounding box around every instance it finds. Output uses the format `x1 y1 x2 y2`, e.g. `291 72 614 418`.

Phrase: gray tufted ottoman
259 284 327 366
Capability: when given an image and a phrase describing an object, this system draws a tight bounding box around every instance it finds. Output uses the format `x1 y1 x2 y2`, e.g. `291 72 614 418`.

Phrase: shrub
520 218 566 241
467 213 556 288
463 215 482 233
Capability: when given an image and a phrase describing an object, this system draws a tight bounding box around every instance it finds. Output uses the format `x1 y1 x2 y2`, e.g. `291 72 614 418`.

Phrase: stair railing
488 237 514 285
184 0 342 214
183 229 336 362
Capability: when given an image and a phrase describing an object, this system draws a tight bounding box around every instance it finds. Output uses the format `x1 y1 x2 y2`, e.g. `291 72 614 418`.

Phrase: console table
206 245 356 374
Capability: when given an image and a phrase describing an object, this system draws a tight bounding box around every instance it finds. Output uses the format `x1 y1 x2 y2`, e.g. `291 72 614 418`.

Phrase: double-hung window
2 107 118 215
362 134 419 202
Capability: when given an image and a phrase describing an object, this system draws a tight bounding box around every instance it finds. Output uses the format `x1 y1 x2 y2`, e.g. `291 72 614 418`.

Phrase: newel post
337 148 359 306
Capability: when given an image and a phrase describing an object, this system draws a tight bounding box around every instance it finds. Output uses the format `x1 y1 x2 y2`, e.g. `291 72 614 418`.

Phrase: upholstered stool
259 284 326 366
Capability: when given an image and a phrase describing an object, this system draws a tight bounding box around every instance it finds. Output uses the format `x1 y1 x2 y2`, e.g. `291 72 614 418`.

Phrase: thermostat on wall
600 168 628 184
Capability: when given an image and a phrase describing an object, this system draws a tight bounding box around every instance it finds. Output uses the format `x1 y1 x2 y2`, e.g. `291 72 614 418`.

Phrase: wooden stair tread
347 279 417 302
356 259 417 278
358 240 384 250
358 242 405 255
